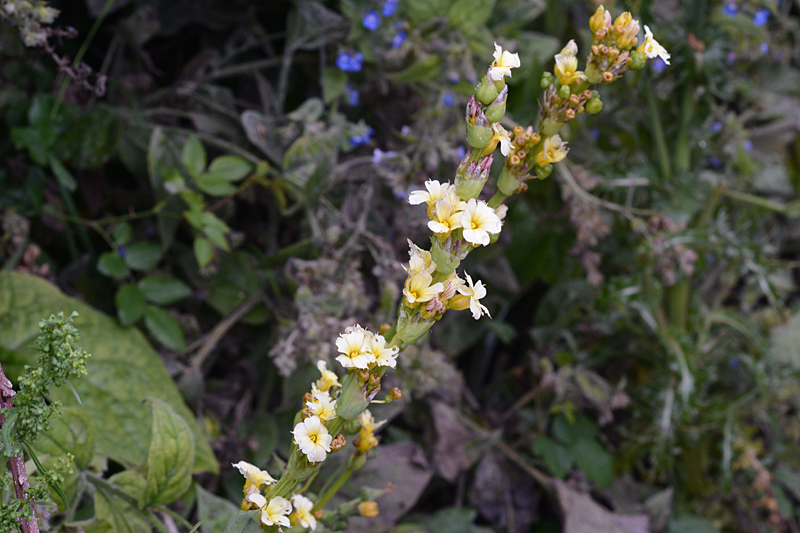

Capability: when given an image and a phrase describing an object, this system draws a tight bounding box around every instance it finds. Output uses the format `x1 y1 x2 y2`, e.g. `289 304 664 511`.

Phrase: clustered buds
1 0 60 47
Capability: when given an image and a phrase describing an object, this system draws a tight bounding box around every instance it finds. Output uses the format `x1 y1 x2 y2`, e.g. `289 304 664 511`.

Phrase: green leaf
222 511 262 533
322 68 348 103
196 173 237 196
207 155 253 182
403 0 455 25
93 470 150 533
142 398 195 506
144 305 186 351
124 241 164 271
115 284 146 326
0 271 218 473
34 406 96 471
97 251 130 279
49 155 77 192
194 237 214 268
572 439 614 489
532 436 573 478
447 0 495 29
182 136 207 178
113 222 133 246
196 485 239 533
551 414 598 444
137 276 193 305
388 54 442 83
668 515 720 533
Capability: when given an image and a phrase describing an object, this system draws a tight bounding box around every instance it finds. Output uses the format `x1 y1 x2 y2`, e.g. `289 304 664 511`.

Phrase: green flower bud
483 85 508 123
584 62 604 84
465 96 493 149
558 84 571 99
455 153 493 200
539 118 565 137
336 372 381 420
540 72 554 89
628 50 647 70
475 75 500 105
585 97 603 114
496 166 520 196
535 164 553 180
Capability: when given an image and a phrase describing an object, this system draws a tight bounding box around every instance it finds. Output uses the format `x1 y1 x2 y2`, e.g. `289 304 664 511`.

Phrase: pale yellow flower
428 199 463 236
232 461 276 494
307 393 337 421
553 40 586 86
405 240 434 275
637 25 670 65
359 409 387 432
487 42 521 82
368 334 399 368
403 270 444 305
408 180 456 206
246 494 292 528
534 135 569 167
290 494 317 530
335 325 375 369
460 198 502 246
292 415 333 463
458 272 490 319
315 360 341 392
491 123 513 156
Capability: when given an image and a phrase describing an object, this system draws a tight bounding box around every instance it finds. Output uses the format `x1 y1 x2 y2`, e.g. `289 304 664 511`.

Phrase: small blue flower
753 8 770 25
590 129 600 140
382 0 399 17
448 74 460 84
456 145 466 159
442 93 454 106
117 246 127 259
759 42 769 54
394 190 409 201
345 85 360 106
350 127 375 147
391 30 407 49
722 3 738 16
729 356 740 370
727 51 736 63
710 121 723 134
708 156 723 170
742 139 753 152
362 10 381 31
651 57 667 73
336 51 364 72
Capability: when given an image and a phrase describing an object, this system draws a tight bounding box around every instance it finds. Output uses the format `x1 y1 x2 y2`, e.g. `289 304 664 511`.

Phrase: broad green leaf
144 305 186 351
124 242 163 271
97 251 129 279
532 436 573 479
49 155 77 192
208 155 253 182
194 237 214 268
196 485 239 533
222 511 262 533
182 136 207 178
403 0 454 25
572 439 613 489
322 68 348 103
113 222 133 246
93 470 150 533
551 413 598 444
447 0 495 29
197 174 237 196
388 55 442 83
137 276 192 305
142 398 195 506
0 271 218 473
115 284 146 326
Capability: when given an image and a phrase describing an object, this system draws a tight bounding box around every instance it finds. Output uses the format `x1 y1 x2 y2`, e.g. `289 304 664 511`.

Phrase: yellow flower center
309 434 317 443
470 221 478 229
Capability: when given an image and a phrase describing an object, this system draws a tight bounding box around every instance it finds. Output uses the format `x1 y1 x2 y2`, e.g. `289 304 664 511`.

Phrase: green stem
666 279 690 333
675 84 694 174
646 89 671 181
311 465 354 513
487 191 508 209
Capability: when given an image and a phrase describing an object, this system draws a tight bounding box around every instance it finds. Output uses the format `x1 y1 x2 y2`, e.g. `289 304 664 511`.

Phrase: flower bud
589 6 610 33
475 75 501 105
465 96 493 149
390 387 403 400
558 84 571 99
379 323 391 335
330 433 347 452
368 373 381 388
455 153 493 200
449 294 471 311
540 72 554 89
357 369 369 382
585 97 603 114
628 50 647 70
483 85 508 123
358 502 380 518
535 164 553 180
539 118 565 137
